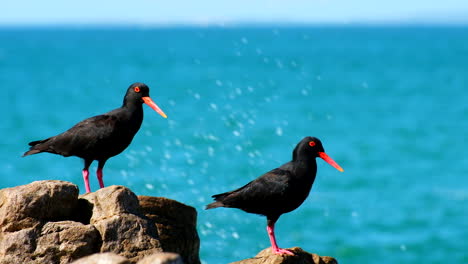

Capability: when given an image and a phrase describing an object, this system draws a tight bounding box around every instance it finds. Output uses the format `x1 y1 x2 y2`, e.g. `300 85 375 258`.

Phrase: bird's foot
271 247 294 256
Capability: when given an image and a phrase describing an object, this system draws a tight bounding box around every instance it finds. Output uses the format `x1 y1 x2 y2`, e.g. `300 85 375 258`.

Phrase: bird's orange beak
142 97 167 118
318 152 344 172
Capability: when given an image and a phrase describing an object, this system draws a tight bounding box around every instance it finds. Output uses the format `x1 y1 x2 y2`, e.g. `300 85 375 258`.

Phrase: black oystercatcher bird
206 136 343 255
23 82 167 193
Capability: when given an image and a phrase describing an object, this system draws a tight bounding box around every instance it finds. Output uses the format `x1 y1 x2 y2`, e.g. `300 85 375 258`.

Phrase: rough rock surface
71 252 184 264
81 186 162 262
230 247 338 264
81 186 140 223
34 221 101 263
0 180 78 232
137 252 184 264
139 196 200 264
71 252 131 264
0 181 200 264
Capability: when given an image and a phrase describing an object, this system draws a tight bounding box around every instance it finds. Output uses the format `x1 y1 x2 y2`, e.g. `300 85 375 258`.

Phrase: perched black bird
23 82 167 193
206 136 343 255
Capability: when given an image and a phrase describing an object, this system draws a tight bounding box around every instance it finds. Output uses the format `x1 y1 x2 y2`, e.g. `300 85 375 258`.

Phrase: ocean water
1 26 467 263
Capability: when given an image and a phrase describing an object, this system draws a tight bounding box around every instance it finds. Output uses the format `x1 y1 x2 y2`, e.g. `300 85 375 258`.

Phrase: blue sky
2 0 468 25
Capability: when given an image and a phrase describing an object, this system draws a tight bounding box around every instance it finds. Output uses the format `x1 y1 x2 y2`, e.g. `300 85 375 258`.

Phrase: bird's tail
205 192 232 210
205 201 224 210
22 139 49 157
23 149 41 157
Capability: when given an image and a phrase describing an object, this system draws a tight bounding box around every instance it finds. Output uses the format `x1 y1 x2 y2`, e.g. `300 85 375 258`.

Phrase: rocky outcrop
0 181 200 264
137 252 184 264
139 196 200 264
71 252 131 264
0 180 79 232
80 186 162 262
71 252 184 264
0 181 99 264
230 247 338 264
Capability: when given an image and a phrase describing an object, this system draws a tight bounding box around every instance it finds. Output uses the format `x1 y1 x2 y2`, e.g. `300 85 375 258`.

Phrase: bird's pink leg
267 221 294 256
97 168 105 189
82 169 91 193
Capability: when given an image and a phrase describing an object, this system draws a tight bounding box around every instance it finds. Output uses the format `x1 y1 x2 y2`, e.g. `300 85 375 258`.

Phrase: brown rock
0 227 38 264
230 247 338 264
71 252 131 264
0 180 78 232
137 252 184 264
80 185 140 223
34 221 101 263
0 221 100 264
139 196 200 264
93 213 162 262
0 181 203 264
81 186 162 262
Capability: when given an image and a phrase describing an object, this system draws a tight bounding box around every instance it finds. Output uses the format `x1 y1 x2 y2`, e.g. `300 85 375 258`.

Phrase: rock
0 180 78 232
80 186 162 262
0 221 100 264
137 252 184 264
71 252 131 264
0 181 202 264
80 185 140 223
0 227 38 264
93 214 162 261
34 221 101 263
230 247 338 264
139 196 200 264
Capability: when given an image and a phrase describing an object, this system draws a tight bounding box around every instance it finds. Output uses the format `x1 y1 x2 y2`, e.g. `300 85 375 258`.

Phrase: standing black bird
23 82 167 193
206 136 343 255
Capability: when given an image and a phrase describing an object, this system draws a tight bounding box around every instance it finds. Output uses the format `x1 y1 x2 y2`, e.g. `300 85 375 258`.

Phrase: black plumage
23 82 167 193
206 136 343 255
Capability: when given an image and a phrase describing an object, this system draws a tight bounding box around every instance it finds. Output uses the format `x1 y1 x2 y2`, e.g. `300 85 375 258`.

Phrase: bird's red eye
309 141 316 147
134 87 140 93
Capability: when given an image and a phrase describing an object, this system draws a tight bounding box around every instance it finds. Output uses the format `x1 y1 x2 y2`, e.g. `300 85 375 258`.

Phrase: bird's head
125 82 167 118
293 136 344 172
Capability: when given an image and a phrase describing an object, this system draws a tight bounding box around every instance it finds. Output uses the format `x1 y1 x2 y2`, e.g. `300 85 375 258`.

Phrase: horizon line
1 20 468 28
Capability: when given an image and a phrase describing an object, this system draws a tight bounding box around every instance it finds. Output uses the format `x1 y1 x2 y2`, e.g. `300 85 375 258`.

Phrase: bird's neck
290 158 318 179
121 101 144 128
122 100 143 113
292 153 316 164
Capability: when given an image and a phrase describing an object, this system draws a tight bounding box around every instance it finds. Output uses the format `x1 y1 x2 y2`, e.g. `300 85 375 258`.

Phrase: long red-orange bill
318 152 344 172
142 97 167 118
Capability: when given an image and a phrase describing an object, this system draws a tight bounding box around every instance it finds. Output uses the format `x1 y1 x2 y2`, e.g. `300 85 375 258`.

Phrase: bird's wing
25 114 118 157
212 168 292 209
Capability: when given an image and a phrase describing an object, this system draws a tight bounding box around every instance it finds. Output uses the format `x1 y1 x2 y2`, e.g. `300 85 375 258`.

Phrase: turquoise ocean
1 26 467 263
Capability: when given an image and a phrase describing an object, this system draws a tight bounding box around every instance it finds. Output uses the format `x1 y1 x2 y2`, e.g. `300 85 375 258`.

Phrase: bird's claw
272 247 294 256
